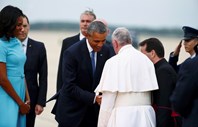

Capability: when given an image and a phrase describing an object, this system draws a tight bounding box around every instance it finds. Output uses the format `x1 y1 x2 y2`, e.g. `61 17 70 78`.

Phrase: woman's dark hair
0 5 23 40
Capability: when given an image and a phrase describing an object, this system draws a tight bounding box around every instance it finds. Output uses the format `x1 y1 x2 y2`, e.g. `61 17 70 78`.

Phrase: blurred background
1 0 198 28
1 0 198 126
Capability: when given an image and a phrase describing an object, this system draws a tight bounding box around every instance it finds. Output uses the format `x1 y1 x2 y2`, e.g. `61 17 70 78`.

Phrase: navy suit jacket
170 56 198 127
55 38 113 127
56 33 115 92
56 34 80 92
25 38 48 108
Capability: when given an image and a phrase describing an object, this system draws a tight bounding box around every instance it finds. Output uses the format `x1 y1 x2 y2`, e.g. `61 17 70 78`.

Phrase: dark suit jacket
57 34 80 92
56 33 115 92
55 38 113 127
170 56 198 127
25 38 48 108
153 58 178 127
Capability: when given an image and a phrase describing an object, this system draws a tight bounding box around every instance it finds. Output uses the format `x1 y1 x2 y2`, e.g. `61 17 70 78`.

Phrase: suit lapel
81 39 93 78
25 39 32 70
26 38 32 56
92 48 106 89
96 49 105 75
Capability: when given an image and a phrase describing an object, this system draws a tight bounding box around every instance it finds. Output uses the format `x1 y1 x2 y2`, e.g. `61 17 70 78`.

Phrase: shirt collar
80 32 85 40
21 37 28 47
191 53 196 59
86 38 93 53
118 44 132 54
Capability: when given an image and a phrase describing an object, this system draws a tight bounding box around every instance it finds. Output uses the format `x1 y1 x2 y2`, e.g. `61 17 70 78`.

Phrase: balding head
93 18 110 34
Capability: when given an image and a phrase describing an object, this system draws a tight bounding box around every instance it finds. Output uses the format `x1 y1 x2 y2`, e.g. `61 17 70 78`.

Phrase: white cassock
95 45 158 127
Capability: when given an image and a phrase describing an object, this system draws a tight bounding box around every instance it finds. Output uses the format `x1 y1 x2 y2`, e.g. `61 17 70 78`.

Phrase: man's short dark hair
139 38 165 58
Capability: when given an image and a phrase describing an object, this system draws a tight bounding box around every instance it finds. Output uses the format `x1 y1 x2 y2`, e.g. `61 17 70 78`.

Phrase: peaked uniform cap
182 26 198 40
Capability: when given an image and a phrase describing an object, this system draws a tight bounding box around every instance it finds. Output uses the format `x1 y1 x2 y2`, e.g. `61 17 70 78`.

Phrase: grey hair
112 27 132 46
80 8 96 20
87 21 107 36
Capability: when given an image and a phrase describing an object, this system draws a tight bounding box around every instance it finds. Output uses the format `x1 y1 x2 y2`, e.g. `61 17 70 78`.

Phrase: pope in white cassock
95 27 159 127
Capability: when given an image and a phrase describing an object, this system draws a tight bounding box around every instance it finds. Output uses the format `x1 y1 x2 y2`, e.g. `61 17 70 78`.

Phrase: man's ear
151 50 156 58
114 40 119 48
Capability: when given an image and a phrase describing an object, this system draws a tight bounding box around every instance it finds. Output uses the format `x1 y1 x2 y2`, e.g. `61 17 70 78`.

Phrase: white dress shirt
21 37 28 54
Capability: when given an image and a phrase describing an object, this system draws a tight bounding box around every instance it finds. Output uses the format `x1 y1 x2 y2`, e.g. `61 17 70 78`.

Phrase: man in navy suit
55 21 113 127
17 15 48 127
56 9 96 92
56 10 115 92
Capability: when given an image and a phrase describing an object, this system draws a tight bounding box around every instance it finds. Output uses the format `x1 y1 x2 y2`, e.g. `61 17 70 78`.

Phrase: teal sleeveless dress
0 37 26 127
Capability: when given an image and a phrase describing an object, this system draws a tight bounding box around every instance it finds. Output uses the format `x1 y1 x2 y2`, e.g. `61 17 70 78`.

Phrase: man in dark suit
139 38 182 127
56 11 115 92
56 10 96 92
17 15 48 127
170 31 198 127
55 21 113 127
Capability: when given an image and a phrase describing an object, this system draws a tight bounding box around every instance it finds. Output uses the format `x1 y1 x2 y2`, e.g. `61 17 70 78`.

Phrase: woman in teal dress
0 5 30 127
